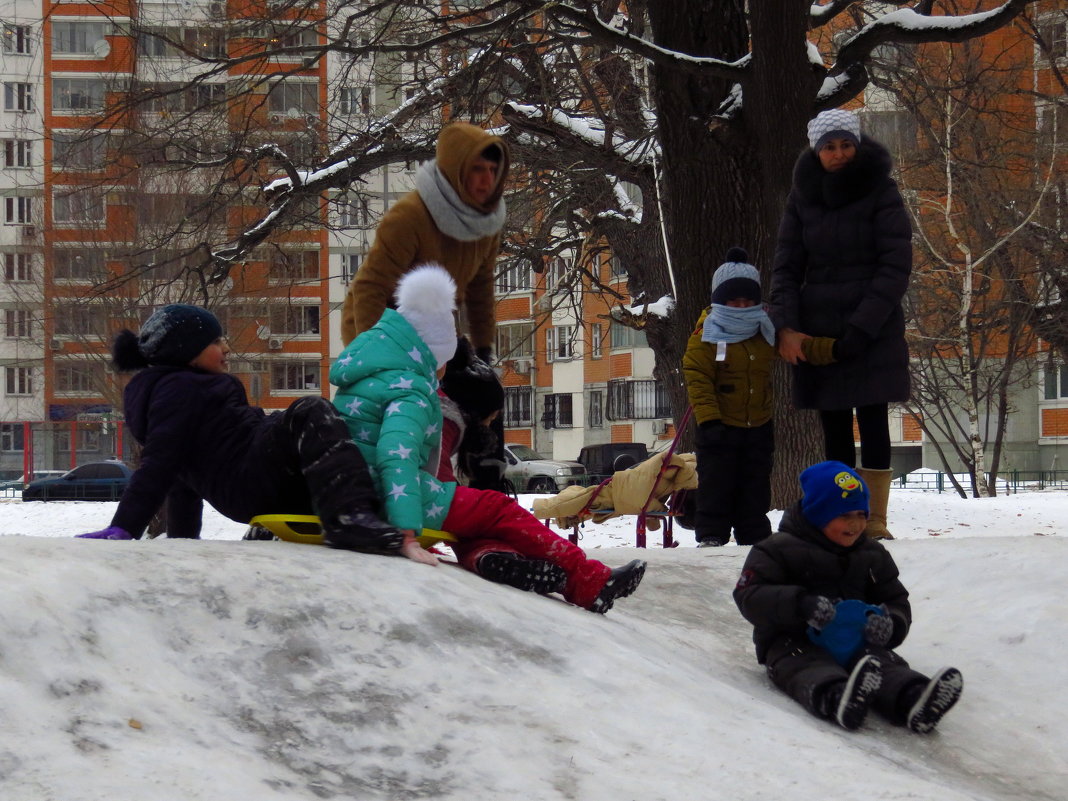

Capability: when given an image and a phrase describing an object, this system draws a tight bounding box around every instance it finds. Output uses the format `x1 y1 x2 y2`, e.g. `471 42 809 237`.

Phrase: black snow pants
765 634 931 725
693 421 773 545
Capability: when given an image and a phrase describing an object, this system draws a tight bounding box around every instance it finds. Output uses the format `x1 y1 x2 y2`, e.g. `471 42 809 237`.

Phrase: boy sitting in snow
733 461 962 732
329 264 646 613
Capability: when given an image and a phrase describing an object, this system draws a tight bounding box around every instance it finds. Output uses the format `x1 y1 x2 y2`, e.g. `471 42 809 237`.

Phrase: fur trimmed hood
791 139 896 210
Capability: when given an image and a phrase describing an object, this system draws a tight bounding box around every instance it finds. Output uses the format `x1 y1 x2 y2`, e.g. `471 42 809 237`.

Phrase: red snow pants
441 486 612 609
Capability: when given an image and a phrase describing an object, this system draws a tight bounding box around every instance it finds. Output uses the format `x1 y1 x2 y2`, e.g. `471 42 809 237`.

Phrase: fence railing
895 470 1068 493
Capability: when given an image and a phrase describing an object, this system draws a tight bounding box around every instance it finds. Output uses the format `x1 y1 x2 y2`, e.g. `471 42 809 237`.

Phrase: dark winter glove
800 595 837 630
862 605 894 647
76 526 133 540
474 346 494 365
698 420 727 446
832 326 871 361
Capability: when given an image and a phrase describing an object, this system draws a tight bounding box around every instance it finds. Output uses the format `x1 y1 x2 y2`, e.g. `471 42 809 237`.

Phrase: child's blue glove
808 599 886 665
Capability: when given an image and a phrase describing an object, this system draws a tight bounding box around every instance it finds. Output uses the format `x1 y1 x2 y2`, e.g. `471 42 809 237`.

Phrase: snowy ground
0 486 1065 800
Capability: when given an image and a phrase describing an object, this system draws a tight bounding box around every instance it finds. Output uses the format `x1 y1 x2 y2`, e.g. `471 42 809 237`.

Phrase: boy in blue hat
733 461 962 732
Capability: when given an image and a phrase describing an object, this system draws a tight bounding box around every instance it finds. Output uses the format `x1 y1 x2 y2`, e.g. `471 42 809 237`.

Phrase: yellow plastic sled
247 514 457 549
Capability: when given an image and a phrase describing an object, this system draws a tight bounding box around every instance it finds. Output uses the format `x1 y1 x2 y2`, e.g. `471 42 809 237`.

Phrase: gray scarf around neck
416 160 506 242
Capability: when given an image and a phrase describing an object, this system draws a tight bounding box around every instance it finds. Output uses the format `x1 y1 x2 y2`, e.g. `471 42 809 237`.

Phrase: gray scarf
416 160 506 242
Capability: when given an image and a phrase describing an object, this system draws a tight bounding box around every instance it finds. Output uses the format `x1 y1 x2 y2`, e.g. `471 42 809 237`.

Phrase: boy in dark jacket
733 461 962 732
683 248 835 547
77 304 403 555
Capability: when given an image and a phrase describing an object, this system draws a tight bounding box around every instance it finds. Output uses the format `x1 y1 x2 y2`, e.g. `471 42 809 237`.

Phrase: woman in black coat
769 108 912 540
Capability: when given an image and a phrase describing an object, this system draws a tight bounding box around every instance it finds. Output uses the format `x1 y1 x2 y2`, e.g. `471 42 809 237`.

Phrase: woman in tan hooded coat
340 121 510 355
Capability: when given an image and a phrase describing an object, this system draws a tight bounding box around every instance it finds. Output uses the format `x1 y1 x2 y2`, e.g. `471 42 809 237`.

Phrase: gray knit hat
710 247 762 306
138 304 223 366
807 109 862 151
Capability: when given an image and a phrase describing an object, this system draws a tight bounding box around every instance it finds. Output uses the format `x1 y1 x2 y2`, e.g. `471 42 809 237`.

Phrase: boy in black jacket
76 304 406 555
733 461 962 732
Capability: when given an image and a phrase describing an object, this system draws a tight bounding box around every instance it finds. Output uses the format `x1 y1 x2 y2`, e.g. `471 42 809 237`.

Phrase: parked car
502 443 587 494
577 442 650 480
22 461 133 502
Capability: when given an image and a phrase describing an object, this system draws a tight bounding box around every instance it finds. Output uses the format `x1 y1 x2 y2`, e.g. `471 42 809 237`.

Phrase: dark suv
577 443 649 481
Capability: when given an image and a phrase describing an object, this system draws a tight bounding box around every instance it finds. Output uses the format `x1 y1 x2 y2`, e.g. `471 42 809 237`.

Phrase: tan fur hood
436 122 510 212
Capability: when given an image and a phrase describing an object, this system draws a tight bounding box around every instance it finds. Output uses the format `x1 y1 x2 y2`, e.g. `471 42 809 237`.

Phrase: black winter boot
477 552 567 594
323 511 404 554
905 667 963 734
823 655 883 730
589 559 647 614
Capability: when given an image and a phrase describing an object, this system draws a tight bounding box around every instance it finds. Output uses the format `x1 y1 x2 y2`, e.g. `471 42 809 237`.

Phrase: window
2 23 32 54
270 361 320 392
609 254 627 279
3 82 33 112
4 197 33 224
503 386 533 427
53 188 105 224
609 320 647 349
184 28 226 59
268 250 319 283
53 130 108 170
1045 363 1068 400
545 256 569 291
862 109 917 157
54 304 106 337
607 379 670 420
542 393 574 429
55 427 101 454
53 21 109 55
340 252 362 284
497 323 534 360
3 252 33 282
268 304 320 335
53 78 107 112
3 139 32 168
1 422 25 451
55 362 99 393
5 366 33 395
496 259 532 294
588 390 604 428
4 308 32 338
268 81 318 114
1038 15 1068 62
546 325 574 362
54 250 106 281
336 194 369 227
590 323 603 359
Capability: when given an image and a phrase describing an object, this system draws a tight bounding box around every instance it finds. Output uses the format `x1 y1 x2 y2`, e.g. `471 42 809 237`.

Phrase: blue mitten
76 526 133 540
808 599 885 665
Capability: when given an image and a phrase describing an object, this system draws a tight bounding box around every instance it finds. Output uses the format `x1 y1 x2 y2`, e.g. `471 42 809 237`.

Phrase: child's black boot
823 654 883 730
904 667 963 734
324 511 404 554
477 552 567 594
589 559 647 614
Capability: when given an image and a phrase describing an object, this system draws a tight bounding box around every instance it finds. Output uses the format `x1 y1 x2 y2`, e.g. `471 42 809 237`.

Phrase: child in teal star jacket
330 265 646 612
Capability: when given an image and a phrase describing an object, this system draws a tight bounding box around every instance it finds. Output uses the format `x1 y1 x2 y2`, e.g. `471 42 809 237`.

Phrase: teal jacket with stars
329 308 456 532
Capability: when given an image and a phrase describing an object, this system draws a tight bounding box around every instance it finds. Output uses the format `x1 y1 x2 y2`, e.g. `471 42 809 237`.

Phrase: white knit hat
395 264 458 369
807 109 861 151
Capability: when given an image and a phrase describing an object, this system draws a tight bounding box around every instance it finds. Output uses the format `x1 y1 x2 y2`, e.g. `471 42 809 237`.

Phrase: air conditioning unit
21 225 36 239
208 0 226 19
268 337 283 350
652 419 669 435
49 338 62 351
513 358 533 375
267 112 286 124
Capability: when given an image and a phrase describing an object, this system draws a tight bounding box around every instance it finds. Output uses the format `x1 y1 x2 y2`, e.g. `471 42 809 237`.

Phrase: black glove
474 346 494 365
697 420 726 446
800 595 837 630
862 605 894 646
832 326 871 361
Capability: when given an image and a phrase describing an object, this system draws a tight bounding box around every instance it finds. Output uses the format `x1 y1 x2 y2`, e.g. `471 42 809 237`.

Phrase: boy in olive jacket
733 461 963 732
682 248 835 546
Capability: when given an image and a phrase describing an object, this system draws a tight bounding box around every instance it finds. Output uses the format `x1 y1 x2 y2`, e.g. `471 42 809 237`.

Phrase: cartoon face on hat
800 460 870 531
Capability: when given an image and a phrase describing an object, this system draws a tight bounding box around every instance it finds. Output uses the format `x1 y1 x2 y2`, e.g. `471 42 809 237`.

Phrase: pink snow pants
441 486 612 609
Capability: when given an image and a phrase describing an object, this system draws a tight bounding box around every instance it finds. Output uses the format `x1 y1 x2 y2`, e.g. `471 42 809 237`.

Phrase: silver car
503 443 587 494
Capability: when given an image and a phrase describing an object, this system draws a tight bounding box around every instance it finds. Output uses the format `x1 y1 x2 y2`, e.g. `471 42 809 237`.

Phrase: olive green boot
857 467 894 540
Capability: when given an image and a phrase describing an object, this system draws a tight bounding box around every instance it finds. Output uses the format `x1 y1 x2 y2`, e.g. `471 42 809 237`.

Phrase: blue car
22 461 133 502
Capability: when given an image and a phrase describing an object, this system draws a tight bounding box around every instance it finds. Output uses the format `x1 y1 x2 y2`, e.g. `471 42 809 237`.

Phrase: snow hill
0 492 1064 801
